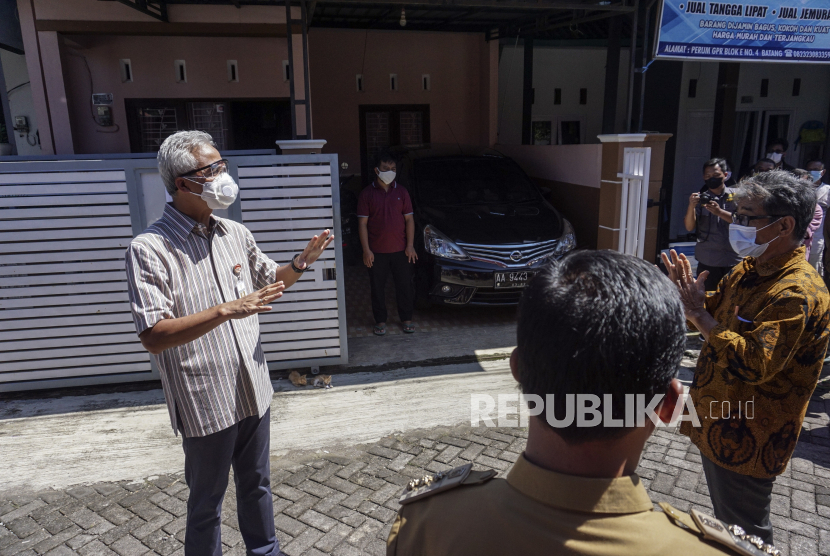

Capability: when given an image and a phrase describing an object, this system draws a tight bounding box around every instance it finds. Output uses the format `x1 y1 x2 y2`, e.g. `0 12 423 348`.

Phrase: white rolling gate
232 155 345 366
616 147 652 258
0 152 347 392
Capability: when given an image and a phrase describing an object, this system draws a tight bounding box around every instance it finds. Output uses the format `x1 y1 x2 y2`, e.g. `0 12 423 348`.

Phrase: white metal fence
235 156 343 365
0 153 347 392
617 147 652 258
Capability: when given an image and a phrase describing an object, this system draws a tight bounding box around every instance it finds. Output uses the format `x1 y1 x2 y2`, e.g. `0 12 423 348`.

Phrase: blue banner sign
655 0 830 62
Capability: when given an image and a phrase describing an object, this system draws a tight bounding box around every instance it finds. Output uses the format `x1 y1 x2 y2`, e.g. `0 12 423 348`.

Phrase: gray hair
157 131 216 196
735 169 816 239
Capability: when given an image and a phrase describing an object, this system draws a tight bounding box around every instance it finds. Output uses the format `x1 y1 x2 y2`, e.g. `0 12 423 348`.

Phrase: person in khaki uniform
388 251 778 556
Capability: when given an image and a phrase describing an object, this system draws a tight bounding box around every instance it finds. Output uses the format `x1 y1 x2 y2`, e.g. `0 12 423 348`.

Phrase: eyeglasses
732 213 784 227
180 159 229 179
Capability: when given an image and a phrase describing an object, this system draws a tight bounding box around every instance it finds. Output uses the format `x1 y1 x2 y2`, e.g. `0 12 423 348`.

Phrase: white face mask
767 152 783 164
810 170 824 183
376 169 396 185
729 219 781 258
187 172 238 210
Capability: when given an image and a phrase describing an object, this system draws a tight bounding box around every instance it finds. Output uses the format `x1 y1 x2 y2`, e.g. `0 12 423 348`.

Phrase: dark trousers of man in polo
177 409 278 556
368 251 414 324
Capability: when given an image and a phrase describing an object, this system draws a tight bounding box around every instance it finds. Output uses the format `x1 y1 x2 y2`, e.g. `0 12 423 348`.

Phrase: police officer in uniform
387 251 779 556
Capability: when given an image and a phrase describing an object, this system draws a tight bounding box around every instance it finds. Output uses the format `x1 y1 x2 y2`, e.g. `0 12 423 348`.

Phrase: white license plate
494 271 534 289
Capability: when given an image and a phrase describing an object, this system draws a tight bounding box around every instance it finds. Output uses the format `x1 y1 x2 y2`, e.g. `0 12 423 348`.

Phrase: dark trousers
178 409 278 556
696 262 732 292
368 251 414 324
702 455 775 545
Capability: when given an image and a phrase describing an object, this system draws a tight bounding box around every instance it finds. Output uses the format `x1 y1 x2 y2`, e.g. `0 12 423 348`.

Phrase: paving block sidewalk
2 410 829 556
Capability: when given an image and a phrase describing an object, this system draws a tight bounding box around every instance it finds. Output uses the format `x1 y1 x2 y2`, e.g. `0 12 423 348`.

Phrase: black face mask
704 177 723 190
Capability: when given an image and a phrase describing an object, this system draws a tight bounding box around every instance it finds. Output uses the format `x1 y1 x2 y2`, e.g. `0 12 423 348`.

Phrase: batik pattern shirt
680 247 830 478
126 204 278 437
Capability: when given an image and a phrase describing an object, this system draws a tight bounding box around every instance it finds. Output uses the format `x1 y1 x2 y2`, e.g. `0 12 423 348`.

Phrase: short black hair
374 150 396 168
807 160 825 170
736 169 817 239
767 137 789 151
515 250 686 444
757 158 775 165
703 157 729 173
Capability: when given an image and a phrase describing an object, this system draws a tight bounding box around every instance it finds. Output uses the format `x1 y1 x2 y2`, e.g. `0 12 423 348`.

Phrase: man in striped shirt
125 131 333 556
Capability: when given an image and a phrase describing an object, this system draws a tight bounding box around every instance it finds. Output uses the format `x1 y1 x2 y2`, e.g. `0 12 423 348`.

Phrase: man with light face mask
357 150 417 335
125 131 334 556
764 138 794 172
662 169 830 546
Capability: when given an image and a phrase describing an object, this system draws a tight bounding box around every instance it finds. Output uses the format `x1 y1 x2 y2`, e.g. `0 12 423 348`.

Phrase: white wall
0 49 41 155
497 45 630 145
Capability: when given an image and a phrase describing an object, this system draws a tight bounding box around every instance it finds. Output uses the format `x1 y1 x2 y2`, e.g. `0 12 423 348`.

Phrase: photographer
684 158 740 291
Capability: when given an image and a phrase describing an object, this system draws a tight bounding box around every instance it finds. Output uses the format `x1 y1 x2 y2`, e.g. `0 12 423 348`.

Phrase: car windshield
413 157 538 206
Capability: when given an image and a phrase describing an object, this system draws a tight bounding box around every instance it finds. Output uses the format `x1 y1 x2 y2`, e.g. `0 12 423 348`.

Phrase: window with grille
188 102 228 150
137 107 179 152
359 104 430 178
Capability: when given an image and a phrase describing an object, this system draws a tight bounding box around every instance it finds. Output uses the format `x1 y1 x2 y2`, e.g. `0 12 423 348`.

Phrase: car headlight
554 219 577 257
424 225 469 260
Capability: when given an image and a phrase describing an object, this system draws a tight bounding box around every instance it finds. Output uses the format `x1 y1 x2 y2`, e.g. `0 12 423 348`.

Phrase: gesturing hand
295 229 335 270
660 249 707 318
224 282 285 319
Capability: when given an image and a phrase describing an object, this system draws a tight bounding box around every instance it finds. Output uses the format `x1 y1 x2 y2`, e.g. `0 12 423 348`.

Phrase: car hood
418 202 564 244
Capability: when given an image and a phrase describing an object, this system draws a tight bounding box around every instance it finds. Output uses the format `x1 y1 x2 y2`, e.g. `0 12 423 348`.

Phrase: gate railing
617 147 652 258
0 152 347 392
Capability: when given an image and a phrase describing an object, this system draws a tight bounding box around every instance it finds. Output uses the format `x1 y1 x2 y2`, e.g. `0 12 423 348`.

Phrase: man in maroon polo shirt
357 151 417 335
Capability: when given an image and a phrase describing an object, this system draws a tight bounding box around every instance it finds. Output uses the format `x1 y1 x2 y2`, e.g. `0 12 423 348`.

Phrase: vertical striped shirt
125 203 279 437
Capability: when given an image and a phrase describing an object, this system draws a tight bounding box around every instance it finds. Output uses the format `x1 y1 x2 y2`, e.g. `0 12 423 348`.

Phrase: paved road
1 357 828 556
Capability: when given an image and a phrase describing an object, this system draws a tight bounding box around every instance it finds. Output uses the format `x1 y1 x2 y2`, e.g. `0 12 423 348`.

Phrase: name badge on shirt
233 264 248 298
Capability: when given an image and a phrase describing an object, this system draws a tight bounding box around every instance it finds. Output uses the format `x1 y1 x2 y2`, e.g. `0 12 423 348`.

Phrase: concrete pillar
292 31 309 138
601 16 621 135
596 133 672 262
37 31 73 154
15 1 74 155
15 0 53 154
521 38 533 145
480 35 498 147
711 62 739 159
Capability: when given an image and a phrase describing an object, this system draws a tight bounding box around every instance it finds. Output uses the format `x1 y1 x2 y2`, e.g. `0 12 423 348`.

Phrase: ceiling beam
501 7 622 36
36 19 286 36
112 0 169 22
315 0 633 12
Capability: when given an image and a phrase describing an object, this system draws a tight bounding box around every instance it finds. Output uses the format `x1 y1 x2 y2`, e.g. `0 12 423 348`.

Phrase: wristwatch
291 254 307 274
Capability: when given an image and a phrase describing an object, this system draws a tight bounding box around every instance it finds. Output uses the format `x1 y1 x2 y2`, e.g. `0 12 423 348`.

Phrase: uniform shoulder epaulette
659 502 781 555
399 463 497 505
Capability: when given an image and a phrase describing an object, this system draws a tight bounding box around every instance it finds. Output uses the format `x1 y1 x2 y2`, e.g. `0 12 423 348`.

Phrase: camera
699 191 717 205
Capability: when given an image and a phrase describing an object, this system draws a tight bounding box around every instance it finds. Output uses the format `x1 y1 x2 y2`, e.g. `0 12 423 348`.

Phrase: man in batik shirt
663 169 830 546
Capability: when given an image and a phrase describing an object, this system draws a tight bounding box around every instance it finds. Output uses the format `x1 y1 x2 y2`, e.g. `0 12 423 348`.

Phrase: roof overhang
104 0 635 39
